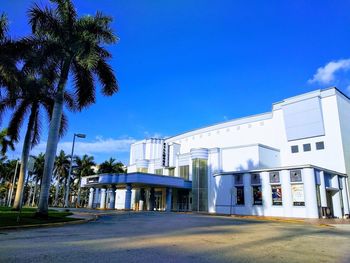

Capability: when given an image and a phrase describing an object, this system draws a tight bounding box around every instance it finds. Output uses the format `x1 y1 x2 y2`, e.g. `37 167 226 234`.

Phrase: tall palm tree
98 158 125 174
0 68 73 210
29 0 119 217
53 150 70 206
31 153 45 206
74 154 95 206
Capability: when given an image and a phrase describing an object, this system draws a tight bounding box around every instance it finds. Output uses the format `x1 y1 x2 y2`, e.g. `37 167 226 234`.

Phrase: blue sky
2 0 350 164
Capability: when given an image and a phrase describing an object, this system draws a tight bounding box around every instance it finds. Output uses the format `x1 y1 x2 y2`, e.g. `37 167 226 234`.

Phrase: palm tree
29 0 119 217
53 150 70 207
98 158 125 174
31 153 45 206
0 68 73 211
74 154 95 207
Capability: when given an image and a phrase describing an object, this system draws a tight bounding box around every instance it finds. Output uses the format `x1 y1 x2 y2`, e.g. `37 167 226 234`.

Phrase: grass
0 206 79 228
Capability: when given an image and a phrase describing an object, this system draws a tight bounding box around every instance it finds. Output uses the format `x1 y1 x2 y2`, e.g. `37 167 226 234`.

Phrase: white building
82 87 350 219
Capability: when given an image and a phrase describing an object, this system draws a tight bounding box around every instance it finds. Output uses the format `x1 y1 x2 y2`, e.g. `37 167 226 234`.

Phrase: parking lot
0 212 349 263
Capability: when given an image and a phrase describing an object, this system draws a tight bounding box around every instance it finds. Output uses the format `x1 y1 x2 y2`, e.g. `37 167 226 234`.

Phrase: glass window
303 143 311 152
291 145 299 153
316 141 325 150
291 184 305 206
235 174 244 185
192 159 208 211
271 185 282 205
168 168 175 176
269 172 280 183
290 170 302 182
154 169 163 175
251 173 261 184
179 165 189 180
236 186 245 205
137 167 148 173
252 185 262 205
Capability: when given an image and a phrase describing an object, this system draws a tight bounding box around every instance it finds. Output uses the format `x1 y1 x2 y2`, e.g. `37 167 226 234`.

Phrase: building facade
82 88 350 218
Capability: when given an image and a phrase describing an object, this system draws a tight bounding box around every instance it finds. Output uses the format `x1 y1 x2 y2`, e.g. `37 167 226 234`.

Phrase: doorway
326 190 334 218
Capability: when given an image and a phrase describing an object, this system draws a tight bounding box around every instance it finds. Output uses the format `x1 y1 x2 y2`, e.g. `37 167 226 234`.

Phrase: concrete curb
0 214 98 231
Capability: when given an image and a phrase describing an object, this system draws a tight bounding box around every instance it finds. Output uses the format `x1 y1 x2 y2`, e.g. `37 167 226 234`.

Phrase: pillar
166 188 172 212
303 168 319 218
319 171 327 208
88 188 94 208
148 187 155 211
125 184 132 210
342 177 350 215
109 187 116 209
331 175 342 218
100 188 107 209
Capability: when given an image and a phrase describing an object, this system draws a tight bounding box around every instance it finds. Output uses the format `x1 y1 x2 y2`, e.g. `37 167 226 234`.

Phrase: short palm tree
31 153 45 206
29 0 119 217
98 158 125 174
53 150 70 206
0 128 15 156
74 154 95 206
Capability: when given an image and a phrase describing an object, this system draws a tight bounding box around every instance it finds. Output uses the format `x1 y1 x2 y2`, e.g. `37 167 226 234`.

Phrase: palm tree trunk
31 177 39 207
77 183 81 207
13 106 36 210
37 61 70 217
54 174 60 207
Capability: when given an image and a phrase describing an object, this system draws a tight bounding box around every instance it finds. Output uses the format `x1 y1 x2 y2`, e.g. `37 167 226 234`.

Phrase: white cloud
308 59 350 84
30 136 136 156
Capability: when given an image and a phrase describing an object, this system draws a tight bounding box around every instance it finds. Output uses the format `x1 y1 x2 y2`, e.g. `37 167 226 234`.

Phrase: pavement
0 211 350 263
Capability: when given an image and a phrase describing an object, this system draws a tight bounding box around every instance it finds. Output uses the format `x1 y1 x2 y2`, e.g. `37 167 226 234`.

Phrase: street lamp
64 133 86 208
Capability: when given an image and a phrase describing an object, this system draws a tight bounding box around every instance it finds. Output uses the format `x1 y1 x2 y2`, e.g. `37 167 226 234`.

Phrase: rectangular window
271 185 282 205
291 145 299 153
303 143 311 152
168 168 175 176
235 174 244 185
316 141 325 150
236 186 245 205
251 173 261 184
290 170 302 182
154 169 163 175
252 185 262 205
291 184 305 206
137 168 148 173
269 172 280 183
179 165 189 180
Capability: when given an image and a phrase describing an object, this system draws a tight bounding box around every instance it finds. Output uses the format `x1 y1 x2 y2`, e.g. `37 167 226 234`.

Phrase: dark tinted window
303 143 311 152
291 145 299 153
316 141 324 150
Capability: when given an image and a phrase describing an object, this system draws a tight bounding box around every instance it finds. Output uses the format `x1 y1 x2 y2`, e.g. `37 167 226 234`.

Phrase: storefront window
236 186 245 205
168 168 175 176
271 185 282 205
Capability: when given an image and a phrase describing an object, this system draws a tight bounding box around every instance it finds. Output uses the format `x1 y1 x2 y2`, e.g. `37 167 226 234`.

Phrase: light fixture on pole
64 133 86 208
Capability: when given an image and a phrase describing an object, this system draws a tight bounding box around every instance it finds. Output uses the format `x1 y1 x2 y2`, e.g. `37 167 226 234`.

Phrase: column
303 168 319 218
94 188 100 208
166 188 172 212
109 187 116 209
125 184 132 210
342 177 350 215
149 187 155 211
88 188 94 208
331 175 342 218
319 171 327 207
100 188 107 209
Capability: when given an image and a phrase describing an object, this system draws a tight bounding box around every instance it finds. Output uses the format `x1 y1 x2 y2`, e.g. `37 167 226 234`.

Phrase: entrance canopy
81 172 192 189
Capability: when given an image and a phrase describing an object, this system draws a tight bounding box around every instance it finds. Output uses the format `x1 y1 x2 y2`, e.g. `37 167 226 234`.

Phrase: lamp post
64 133 86 208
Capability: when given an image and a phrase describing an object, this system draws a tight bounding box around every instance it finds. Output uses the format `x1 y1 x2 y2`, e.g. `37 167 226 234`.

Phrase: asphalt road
0 212 349 263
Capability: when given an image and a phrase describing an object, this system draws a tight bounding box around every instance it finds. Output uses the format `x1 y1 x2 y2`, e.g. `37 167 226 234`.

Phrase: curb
0 214 98 231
